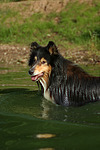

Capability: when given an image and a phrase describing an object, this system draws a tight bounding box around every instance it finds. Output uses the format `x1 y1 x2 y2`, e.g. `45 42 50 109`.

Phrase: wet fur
29 41 100 106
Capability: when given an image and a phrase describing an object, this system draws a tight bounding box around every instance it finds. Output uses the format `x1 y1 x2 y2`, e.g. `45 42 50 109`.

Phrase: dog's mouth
31 72 44 81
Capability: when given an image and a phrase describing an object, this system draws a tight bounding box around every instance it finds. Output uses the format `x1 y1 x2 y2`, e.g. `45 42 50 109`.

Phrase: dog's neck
39 74 48 92
39 72 54 101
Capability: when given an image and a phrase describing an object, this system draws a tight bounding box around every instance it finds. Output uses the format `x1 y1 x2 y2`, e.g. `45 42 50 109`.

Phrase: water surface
0 64 100 150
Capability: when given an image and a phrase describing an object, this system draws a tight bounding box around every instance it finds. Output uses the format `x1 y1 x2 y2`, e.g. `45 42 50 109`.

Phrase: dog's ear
30 42 39 52
47 41 58 55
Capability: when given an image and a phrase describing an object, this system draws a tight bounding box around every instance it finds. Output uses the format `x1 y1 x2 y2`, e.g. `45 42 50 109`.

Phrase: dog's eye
41 61 46 64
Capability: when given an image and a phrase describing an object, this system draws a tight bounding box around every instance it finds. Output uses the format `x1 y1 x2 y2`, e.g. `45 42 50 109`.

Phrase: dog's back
48 55 100 106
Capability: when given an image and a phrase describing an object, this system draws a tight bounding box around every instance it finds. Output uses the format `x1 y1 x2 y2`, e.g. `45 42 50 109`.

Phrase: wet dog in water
28 41 100 106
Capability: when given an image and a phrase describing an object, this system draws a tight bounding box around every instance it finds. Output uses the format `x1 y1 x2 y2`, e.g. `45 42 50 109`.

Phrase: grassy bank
0 0 100 53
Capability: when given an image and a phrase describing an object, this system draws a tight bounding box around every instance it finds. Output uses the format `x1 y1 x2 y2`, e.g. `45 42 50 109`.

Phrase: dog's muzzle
28 69 34 75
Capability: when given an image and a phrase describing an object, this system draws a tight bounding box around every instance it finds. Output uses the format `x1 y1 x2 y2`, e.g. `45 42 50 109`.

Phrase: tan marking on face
42 64 52 84
34 56 37 61
33 46 37 49
34 58 52 86
40 57 47 64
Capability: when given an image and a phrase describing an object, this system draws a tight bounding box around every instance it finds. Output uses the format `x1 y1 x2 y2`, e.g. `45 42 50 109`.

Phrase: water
0 64 100 150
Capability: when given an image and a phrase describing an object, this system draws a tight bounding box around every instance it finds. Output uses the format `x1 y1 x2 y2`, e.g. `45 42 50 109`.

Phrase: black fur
49 55 100 106
29 41 100 106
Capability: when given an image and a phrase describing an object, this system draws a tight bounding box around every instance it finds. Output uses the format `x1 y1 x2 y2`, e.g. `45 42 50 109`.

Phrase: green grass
0 0 100 52
48 1 100 50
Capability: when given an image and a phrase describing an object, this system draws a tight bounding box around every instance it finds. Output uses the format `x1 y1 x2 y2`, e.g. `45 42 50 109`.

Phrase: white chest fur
44 88 53 101
39 78 54 101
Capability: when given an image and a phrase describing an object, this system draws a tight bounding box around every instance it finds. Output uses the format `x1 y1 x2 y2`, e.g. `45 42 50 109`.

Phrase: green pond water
0 64 100 150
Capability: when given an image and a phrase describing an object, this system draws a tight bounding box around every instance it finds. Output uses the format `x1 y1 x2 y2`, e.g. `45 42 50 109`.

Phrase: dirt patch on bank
0 44 100 66
0 0 69 18
0 0 94 18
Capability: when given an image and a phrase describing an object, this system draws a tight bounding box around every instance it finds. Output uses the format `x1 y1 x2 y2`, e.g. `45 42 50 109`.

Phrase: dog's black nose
28 69 33 75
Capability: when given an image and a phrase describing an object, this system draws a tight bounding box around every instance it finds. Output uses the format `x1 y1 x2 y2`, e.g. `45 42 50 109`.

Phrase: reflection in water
39 148 55 150
36 134 56 139
41 98 68 121
41 98 100 126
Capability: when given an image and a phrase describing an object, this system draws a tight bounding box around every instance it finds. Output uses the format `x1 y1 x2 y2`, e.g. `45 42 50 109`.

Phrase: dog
28 41 100 106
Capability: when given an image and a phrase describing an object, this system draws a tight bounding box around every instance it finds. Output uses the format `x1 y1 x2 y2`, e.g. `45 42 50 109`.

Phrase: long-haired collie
28 41 100 106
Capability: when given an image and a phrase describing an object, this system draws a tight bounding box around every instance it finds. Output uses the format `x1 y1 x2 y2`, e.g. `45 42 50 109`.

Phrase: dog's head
28 41 58 82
